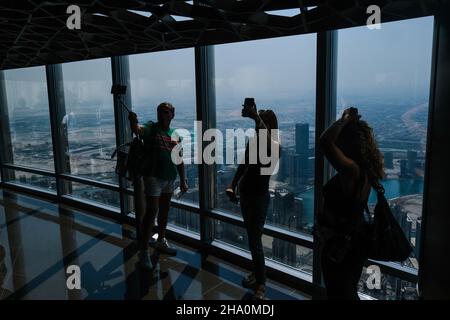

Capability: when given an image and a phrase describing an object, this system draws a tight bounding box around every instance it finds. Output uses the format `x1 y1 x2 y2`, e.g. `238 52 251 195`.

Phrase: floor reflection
0 189 309 300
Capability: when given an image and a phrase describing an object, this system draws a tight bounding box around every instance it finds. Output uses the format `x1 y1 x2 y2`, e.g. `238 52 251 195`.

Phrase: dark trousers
240 193 270 286
321 237 367 300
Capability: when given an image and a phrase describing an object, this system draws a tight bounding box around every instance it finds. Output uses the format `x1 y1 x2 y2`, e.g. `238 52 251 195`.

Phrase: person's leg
322 240 366 300
321 240 347 299
153 182 177 255
345 244 367 300
240 196 257 286
157 192 173 240
141 196 159 251
138 177 162 270
250 195 269 287
241 194 269 299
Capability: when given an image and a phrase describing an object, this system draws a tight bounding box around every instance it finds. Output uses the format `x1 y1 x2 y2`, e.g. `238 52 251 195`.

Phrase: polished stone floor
0 189 309 300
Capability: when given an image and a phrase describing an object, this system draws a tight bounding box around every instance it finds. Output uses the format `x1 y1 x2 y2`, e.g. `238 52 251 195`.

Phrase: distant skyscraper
288 153 301 185
392 204 409 238
272 189 295 227
295 123 309 183
407 150 418 176
295 123 309 156
415 218 422 260
266 193 275 224
308 156 315 178
272 238 296 266
400 159 408 177
294 196 304 231
281 151 300 185
384 151 394 169
272 190 297 265
278 147 289 180
406 217 413 243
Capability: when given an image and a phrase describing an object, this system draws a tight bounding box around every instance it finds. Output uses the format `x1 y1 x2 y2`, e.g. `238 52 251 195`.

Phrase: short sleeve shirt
142 121 181 180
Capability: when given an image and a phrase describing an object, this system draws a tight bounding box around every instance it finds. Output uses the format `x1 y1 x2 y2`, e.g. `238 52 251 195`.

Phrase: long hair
258 110 281 167
337 120 385 183
259 109 278 131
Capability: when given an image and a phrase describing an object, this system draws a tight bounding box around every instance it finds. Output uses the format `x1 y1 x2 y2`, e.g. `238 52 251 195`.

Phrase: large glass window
213 34 317 238
5 169 56 193
68 181 120 208
169 207 200 235
3 66 54 172
129 49 199 208
336 16 433 278
214 220 313 274
61 58 117 184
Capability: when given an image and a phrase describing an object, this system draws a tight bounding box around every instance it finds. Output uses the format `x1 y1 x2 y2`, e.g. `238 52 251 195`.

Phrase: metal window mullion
195 45 216 250
207 209 314 249
2 163 55 177
45 64 71 198
111 56 132 216
367 259 418 284
419 7 450 299
312 30 338 294
58 173 120 192
0 70 14 181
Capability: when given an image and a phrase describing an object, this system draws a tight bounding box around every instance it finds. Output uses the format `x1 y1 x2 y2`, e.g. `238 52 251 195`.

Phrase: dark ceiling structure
0 0 440 70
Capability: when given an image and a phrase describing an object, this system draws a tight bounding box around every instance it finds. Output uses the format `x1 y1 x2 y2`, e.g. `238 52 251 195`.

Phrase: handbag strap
364 179 386 223
372 180 385 195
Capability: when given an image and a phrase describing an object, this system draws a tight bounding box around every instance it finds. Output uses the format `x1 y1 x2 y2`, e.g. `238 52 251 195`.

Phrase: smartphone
242 97 255 117
243 97 255 106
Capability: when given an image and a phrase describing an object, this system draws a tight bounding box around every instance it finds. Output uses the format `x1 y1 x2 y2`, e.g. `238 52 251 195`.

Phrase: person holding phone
227 98 280 300
318 107 385 299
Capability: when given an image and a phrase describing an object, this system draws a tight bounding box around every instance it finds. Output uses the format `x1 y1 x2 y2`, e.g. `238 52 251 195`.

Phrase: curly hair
338 120 385 183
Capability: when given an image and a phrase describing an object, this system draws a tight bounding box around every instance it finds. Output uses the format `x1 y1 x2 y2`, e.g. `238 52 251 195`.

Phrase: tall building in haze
295 123 309 183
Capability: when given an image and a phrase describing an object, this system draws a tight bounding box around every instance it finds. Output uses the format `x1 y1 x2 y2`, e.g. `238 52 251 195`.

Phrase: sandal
241 273 256 289
252 284 266 300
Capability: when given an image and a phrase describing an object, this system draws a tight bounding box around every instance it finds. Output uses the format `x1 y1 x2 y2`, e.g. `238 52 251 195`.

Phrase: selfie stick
117 96 132 114
111 84 132 114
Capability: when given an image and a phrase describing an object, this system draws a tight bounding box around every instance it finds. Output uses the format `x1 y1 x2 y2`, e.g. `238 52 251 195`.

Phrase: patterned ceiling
0 0 440 70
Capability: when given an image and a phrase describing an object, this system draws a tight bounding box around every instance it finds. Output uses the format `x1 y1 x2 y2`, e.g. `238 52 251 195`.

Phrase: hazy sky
3 15 434 111
337 16 433 100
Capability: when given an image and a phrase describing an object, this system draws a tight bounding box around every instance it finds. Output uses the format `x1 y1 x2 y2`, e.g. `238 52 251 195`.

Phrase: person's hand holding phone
242 97 258 120
128 111 138 123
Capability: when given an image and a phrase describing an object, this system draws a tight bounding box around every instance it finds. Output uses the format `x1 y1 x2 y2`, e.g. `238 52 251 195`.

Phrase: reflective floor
0 189 309 300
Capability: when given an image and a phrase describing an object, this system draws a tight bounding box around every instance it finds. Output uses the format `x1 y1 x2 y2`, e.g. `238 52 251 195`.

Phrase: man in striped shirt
129 102 188 270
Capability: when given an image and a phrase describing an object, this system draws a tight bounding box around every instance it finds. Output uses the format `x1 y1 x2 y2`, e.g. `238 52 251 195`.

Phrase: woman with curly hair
318 107 385 300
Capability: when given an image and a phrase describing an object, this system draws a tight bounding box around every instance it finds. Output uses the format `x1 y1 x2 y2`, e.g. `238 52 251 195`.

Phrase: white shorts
144 177 176 197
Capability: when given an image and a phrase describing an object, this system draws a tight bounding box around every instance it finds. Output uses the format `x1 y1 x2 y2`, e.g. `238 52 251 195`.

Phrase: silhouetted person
318 107 385 299
227 99 280 300
128 102 188 270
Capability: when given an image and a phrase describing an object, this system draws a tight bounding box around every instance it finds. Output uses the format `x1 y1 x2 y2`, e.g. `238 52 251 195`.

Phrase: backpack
365 183 413 262
111 121 156 180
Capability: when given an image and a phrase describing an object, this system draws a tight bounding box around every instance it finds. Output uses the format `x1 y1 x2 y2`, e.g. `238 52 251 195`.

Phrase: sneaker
154 238 177 256
241 273 256 289
138 250 152 271
148 233 158 246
